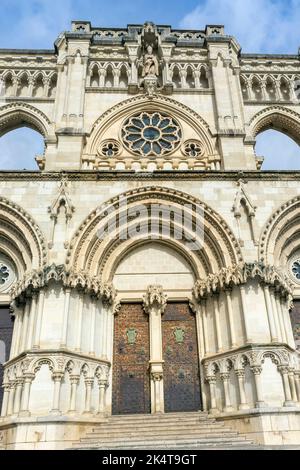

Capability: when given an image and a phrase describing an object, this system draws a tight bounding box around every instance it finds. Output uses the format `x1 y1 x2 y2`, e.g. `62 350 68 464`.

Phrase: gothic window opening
0 127 45 170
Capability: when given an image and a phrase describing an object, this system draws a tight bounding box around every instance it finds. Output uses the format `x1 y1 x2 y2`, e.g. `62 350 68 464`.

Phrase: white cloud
0 0 74 49
180 0 300 53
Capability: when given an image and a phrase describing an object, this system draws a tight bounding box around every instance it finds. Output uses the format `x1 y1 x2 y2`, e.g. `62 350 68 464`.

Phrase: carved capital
143 285 167 315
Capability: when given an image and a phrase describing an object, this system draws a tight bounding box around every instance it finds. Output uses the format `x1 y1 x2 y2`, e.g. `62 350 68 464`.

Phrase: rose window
0 263 10 286
121 112 182 156
0 255 15 292
291 259 300 281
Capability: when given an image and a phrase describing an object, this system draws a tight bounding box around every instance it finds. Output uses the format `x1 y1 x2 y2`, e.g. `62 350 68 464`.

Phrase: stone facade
0 21 299 449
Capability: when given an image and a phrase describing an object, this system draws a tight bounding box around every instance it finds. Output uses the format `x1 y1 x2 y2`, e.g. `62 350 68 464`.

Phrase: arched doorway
112 242 201 414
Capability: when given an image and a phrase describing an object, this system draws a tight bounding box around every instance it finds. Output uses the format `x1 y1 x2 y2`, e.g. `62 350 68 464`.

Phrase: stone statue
142 45 159 77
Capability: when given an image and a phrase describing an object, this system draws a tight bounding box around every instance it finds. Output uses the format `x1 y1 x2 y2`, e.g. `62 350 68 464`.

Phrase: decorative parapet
203 345 292 378
192 262 293 301
9 264 116 304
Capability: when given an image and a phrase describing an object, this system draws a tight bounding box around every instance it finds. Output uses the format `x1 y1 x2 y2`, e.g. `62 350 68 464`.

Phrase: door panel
162 302 202 413
112 303 150 415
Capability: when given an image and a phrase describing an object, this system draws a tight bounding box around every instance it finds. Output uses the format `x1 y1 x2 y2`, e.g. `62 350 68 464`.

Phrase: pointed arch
0 197 48 277
249 106 300 145
0 101 51 138
84 94 215 157
259 195 300 266
66 186 243 282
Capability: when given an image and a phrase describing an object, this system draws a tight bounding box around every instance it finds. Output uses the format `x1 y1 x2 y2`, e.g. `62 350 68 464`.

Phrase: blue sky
0 0 299 170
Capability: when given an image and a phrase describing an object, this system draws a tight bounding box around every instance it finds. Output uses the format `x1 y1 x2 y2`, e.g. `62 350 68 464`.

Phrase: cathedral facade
0 20 300 449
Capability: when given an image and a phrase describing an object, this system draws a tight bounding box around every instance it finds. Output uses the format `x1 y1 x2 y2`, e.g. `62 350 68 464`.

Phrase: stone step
71 411 258 450
78 431 247 444
75 435 253 450
90 421 224 433
83 425 233 439
108 412 209 421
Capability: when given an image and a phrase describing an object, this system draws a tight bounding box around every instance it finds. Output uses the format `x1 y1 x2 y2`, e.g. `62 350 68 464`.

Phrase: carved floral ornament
192 262 293 301
9 263 116 304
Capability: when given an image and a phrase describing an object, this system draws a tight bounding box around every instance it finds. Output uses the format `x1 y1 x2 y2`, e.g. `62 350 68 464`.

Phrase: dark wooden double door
112 302 201 415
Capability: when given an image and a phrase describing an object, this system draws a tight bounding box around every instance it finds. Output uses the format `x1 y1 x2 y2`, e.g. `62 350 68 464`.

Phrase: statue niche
139 44 161 96
142 45 159 78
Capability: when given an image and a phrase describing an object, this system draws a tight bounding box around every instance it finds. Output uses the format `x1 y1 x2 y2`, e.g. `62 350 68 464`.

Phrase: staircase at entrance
72 411 258 449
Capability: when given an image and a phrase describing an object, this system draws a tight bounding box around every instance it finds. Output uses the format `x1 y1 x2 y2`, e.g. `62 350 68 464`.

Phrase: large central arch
66 186 243 282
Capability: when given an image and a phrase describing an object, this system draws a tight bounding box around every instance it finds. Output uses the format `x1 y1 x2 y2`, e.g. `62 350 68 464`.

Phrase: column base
50 410 61 416
223 406 234 413
255 401 267 409
209 408 220 415
238 404 250 410
284 401 295 407
18 411 31 417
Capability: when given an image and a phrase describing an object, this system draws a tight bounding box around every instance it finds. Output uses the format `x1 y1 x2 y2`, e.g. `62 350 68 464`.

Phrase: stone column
275 293 287 343
212 294 222 352
263 285 278 342
89 298 96 356
51 373 63 415
10 306 23 358
207 376 219 414
239 286 252 343
19 374 34 416
68 375 80 414
220 372 233 412
225 289 237 348
278 366 294 406
97 379 108 415
1 383 10 418
20 299 31 352
84 378 94 414
33 289 45 349
288 369 298 404
270 287 282 342
143 285 167 414
294 371 300 404
7 382 16 416
251 366 265 408
235 369 249 410
26 293 38 350
75 294 84 352
60 288 71 348
13 379 24 415
194 70 201 89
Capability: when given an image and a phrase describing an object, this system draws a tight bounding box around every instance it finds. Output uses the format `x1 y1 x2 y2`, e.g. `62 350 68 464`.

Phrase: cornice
0 170 300 182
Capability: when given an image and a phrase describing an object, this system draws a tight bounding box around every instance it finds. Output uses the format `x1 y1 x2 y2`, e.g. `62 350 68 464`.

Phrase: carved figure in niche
142 45 159 77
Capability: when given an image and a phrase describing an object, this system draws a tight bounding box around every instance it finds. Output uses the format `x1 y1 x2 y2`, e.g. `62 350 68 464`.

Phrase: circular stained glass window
121 112 182 156
291 259 300 282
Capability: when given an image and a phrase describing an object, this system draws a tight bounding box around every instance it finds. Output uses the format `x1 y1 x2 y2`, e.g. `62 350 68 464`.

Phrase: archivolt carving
259 195 300 268
248 106 300 144
66 186 243 281
0 101 52 138
0 197 47 279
